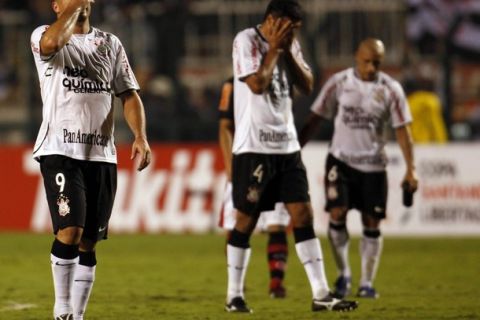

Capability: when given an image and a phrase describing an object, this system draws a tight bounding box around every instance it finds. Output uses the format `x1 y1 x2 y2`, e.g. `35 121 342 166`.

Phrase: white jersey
311 68 412 172
30 25 139 163
232 26 309 155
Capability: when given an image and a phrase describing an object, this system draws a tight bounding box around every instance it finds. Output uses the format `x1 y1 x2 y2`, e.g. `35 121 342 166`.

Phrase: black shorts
40 155 117 241
232 152 310 216
324 154 387 219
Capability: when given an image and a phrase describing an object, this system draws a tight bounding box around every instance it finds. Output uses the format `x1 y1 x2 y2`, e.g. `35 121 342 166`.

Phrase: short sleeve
310 75 339 120
111 36 140 96
388 81 412 128
233 32 261 80
291 39 311 71
30 25 55 61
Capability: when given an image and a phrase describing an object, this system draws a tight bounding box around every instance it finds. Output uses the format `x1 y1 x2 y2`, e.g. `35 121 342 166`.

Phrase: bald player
299 38 418 299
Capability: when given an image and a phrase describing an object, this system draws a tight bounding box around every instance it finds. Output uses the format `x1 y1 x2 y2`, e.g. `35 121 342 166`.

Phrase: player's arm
219 118 234 181
395 125 418 192
218 82 235 181
40 0 94 56
244 19 293 94
120 90 152 171
298 112 322 147
298 75 338 147
284 49 313 95
283 27 313 95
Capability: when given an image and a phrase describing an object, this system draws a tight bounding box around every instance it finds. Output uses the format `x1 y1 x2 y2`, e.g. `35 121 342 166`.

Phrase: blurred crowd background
1 0 480 144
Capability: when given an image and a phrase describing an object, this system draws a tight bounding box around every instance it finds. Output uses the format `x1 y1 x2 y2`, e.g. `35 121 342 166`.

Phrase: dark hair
263 0 303 22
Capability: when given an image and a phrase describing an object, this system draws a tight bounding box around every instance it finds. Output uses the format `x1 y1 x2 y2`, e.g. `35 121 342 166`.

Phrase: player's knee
234 210 257 234
267 224 286 233
329 206 348 222
288 203 313 228
79 237 97 252
57 226 83 245
362 214 381 229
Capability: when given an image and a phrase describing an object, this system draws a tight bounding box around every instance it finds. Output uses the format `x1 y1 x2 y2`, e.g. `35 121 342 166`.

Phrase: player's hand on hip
131 136 151 171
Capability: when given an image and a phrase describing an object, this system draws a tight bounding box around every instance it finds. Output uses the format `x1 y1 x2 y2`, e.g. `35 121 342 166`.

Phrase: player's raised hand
265 17 293 52
281 20 301 51
130 136 152 171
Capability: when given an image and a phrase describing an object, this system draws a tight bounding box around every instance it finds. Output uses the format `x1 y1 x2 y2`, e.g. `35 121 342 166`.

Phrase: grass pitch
0 233 479 320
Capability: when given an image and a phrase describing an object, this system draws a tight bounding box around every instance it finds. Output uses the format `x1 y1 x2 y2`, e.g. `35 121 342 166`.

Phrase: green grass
0 233 479 320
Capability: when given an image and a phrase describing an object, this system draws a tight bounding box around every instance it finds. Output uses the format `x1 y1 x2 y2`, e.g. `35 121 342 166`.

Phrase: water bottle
402 181 413 207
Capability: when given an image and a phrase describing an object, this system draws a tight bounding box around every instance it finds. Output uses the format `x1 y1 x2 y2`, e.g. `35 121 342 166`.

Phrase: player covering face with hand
31 0 151 319
225 0 358 313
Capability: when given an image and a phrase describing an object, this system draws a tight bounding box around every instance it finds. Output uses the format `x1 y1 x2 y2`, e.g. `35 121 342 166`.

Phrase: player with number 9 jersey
30 1 152 319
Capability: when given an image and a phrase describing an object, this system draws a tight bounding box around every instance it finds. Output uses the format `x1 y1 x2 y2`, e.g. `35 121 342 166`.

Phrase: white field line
0 301 37 312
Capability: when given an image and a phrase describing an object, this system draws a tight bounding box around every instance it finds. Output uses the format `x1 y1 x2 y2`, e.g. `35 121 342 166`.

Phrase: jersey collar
353 68 380 83
254 25 268 43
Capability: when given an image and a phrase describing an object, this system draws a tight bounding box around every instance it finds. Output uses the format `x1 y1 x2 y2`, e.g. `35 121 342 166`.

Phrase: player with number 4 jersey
225 0 358 314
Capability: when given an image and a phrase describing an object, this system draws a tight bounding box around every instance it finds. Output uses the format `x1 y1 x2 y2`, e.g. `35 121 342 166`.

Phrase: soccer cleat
225 297 253 313
357 286 379 299
332 275 351 298
312 293 358 312
269 285 286 298
55 314 73 320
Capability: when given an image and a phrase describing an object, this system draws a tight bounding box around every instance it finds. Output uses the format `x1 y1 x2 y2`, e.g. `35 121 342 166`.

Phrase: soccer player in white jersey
218 77 290 298
300 38 419 299
30 1 151 319
225 0 358 313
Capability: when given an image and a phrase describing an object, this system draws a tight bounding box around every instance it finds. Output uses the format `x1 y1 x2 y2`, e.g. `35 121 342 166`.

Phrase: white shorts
218 182 291 230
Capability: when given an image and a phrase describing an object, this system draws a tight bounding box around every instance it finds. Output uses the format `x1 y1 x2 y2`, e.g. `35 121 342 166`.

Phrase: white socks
295 238 330 300
51 251 96 320
226 245 251 302
328 224 351 278
72 264 96 320
51 254 78 317
360 234 383 288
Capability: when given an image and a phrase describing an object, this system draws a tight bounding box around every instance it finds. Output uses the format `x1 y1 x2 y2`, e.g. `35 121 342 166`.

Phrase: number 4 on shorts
253 164 264 183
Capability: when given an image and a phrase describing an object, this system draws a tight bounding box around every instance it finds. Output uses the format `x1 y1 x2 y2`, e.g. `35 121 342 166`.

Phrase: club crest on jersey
93 38 109 55
373 89 386 104
57 194 70 217
97 44 108 55
327 186 338 200
246 186 260 203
